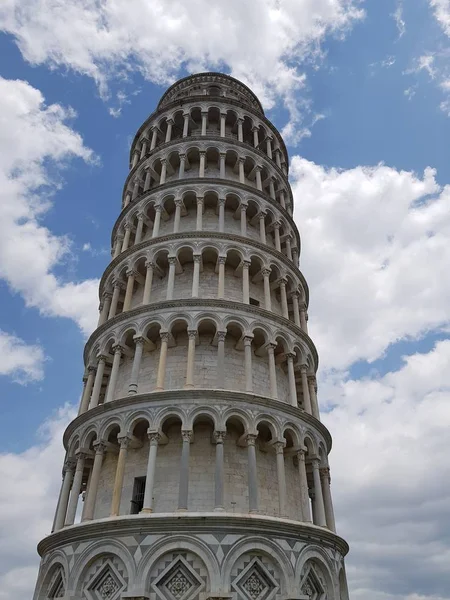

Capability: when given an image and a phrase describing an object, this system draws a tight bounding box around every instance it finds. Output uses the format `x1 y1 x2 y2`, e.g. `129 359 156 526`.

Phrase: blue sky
0 1 450 598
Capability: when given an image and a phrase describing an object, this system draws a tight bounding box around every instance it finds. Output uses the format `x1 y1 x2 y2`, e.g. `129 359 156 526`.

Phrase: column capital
181 430 193 443
87 364 97 374
259 210 267 219
273 440 286 454
193 253 202 263
240 202 248 211
216 330 226 343
199 150 206 156
273 220 281 230
218 197 226 206
93 441 107 455
145 260 155 269
166 117 175 125
160 331 170 343
265 342 277 353
307 374 317 387
124 222 133 231
160 157 167 165
63 458 77 473
218 255 227 265
112 279 124 290
136 211 145 222
102 290 113 301
187 329 197 340
242 259 251 269
148 431 161 446
174 198 183 207
133 336 146 347
126 268 137 278
310 456 321 468
245 433 258 447
196 195 204 205
243 335 254 346
285 351 296 362
179 152 186 160
320 467 331 483
219 151 226 158
112 344 124 355
213 430 227 444
261 268 271 277
278 276 288 287
168 256 177 265
117 435 132 449
97 354 108 363
155 204 163 213
296 447 307 461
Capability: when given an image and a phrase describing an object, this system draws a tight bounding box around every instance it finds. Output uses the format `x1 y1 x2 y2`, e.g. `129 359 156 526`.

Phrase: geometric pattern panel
231 554 280 600
47 567 65 598
150 551 208 600
83 557 127 600
299 563 327 600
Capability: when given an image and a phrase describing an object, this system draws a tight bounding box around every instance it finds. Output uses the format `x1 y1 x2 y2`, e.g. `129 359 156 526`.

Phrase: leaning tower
33 73 350 600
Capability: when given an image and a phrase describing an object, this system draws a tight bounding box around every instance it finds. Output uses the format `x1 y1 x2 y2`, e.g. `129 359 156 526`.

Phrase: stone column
255 167 262 191
274 441 287 516
108 282 122 319
155 332 169 391
165 118 173 143
300 365 312 414
266 343 278 399
142 432 160 512
121 224 132 252
65 453 86 526
142 261 154 304
217 256 226 298
196 196 204 230
184 330 197 389
242 260 250 304
291 291 301 327
166 257 176 300
279 190 286 210
113 236 123 259
78 367 95 415
238 158 245 184
273 221 281 251
308 376 320 420
140 140 147 160
135 213 144 244
122 270 135 312
173 199 182 233
123 192 131 208
216 331 226 389
131 150 139 169
300 304 308 334
297 449 312 522
110 436 131 516
266 136 273 159
219 152 226 178
285 235 293 260
182 112 189 137
218 198 225 232
54 460 75 531
90 356 106 408
259 213 267 243
98 292 112 326
144 169 151 191
201 111 207 135
286 353 298 407
262 269 271 311
150 126 157 150
178 430 193 510
243 336 253 392
311 459 327 527
292 246 299 265
237 118 243 142
320 467 336 532
240 203 247 236
132 179 140 200
152 206 162 237
178 154 186 179
220 113 226 137
246 434 258 512
214 431 226 510
160 159 167 185
252 126 259 148
269 178 276 200
279 278 289 318
83 442 106 521
199 151 206 177
275 148 281 168
191 254 201 297
105 345 122 403
128 337 145 395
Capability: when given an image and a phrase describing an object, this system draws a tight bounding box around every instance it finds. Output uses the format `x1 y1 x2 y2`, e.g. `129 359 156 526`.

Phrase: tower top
157 71 265 114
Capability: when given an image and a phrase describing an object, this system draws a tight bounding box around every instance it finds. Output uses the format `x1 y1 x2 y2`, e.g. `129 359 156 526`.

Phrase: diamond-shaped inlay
242 571 268 600
98 573 119 599
165 568 193 599
86 563 125 600
154 558 203 600
300 567 325 600
233 559 278 600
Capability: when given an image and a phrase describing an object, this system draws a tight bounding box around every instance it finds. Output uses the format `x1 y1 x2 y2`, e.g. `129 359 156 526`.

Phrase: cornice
83 299 318 369
100 231 307 304
112 178 299 250
63 389 332 452
129 96 289 168
124 134 290 199
37 513 349 558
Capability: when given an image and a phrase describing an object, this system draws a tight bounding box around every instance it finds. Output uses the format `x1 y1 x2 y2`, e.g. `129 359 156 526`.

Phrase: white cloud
430 0 450 36
291 157 450 371
392 2 406 39
0 330 45 384
0 77 99 336
0 405 74 599
0 0 364 142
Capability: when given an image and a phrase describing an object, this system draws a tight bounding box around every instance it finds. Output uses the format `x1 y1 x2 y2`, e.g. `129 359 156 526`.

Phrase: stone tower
33 73 350 600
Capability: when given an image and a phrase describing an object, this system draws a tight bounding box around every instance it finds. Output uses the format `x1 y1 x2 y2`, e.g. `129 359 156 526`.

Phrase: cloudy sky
0 1 450 598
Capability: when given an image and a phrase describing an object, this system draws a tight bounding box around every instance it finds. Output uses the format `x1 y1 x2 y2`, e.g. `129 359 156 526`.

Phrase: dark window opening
249 297 260 306
130 476 146 514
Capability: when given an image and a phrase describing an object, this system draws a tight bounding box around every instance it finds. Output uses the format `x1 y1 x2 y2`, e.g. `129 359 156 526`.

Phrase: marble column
246 434 258 512
217 256 226 298
142 432 160 512
83 442 106 521
132 179 140 200
300 366 312 414
214 430 226 510
255 167 262 191
218 198 225 232
65 452 86 526
244 336 253 392
279 278 289 318
142 261 154 304
273 221 281 251
155 332 169 391
178 430 193 510
135 214 144 244
184 330 197 389
259 213 267 244
139 139 147 160
54 459 76 531
267 343 278 399
220 113 226 137
286 353 298 407
291 291 301 328
173 199 182 233
285 235 293 260
113 236 123 259
98 292 112 326
110 436 131 516
240 203 247 236
266 137 273 159
78 367 95 415
152 206 162 237
182 113 189 137
300 304 308 334
108 282 122 319
191 254 201 297
90 356 107 409
219 152 226 178
242 260 250 304
262 269 272 311
320 467 336 532
199 152 206 177
144 169 151 191
237 118 243 142
165 118 173 143
178 154 186 179
308 376 320 420
122 270 135 312
274 441 287 516
150 127 157 150
216 331 226 389
238 158 245 184
201 111 207 135
105 345 122 403
128 337 145 395
166 257 176 300
312 459 327 527
297 449 312 522
160 159 167 185
121 224 132 252
196 196 204 230
252 126 259 148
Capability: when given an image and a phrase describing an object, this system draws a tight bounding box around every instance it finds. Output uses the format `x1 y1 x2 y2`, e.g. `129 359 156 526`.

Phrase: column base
140 508 153 514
